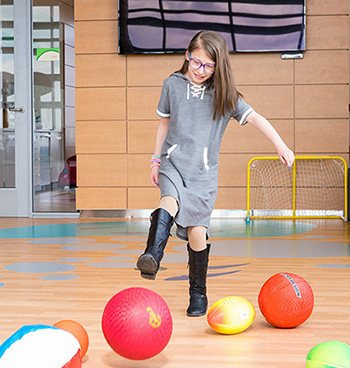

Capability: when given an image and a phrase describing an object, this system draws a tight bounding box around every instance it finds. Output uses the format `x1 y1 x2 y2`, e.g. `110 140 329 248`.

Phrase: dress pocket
166 144 178 158
203 147 209 171
162 140 210 181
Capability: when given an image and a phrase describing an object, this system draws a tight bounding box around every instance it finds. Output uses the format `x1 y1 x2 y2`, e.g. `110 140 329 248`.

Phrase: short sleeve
231 97 254 125
156 80 171 118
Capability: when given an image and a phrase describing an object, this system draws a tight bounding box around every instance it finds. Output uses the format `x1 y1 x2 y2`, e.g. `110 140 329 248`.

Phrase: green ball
306 341 350 368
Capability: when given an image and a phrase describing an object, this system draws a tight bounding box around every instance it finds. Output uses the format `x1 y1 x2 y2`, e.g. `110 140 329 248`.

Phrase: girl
136 30 294 317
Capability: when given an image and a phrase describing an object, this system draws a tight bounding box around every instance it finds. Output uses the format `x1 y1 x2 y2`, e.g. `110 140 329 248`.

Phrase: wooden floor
0 217 349 367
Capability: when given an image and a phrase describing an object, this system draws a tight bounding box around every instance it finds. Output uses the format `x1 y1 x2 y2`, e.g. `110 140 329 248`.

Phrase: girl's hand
277 144 295 168
151 166 160 187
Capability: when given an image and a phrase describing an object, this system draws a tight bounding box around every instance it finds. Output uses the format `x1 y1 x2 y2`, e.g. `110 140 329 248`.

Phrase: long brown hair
178 30 241 120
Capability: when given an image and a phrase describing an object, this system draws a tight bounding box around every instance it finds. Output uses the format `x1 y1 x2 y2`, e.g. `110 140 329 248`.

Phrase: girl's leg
188 226 207 251
158 195 178 217
186 226 210 317
136 196 177 280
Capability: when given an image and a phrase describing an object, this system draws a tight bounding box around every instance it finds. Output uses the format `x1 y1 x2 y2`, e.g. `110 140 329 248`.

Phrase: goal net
247 156 348 220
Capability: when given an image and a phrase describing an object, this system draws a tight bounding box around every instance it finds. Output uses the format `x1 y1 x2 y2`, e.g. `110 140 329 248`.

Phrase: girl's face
185 47 215 85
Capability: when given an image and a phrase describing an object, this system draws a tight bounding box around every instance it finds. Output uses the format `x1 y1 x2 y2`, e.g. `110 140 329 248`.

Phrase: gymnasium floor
0 217 349 367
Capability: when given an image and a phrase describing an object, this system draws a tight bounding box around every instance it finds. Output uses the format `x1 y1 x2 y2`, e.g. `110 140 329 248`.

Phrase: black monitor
118 0 306 55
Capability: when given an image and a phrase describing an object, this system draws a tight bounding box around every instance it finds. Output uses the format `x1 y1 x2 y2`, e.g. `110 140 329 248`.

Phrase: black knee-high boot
136 208 174 280
186 243 211 317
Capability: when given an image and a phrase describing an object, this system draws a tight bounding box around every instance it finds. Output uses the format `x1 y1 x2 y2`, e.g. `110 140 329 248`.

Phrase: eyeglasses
188 53 215 74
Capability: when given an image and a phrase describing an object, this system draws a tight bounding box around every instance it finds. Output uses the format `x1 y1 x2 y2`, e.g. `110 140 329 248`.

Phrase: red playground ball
101 287 173 360
258 272 314 328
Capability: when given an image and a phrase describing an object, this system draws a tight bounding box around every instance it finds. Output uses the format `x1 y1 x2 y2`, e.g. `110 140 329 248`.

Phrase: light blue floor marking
174 240 350 258
209 219 317 238
27 238 96 244
0 222 149 239
165 270 241 281
85 262 135 269
40 275 79 280
208 263 251 269
303 235 331 239
103 256 134 262
162 252 188 263
165 263 249 281
108 237 147 242
111 249 143 255
5 262 76 273
0 220 317 239
0 283 5 288
316 264 350 269
58 258 93 262
207 270 241 277
61 243 126 252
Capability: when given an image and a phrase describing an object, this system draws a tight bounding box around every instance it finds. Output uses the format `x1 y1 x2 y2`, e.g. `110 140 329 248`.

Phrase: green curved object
306 341 350 368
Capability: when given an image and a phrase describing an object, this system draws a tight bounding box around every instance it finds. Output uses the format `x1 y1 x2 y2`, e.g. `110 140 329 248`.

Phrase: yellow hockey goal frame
246 156 348 220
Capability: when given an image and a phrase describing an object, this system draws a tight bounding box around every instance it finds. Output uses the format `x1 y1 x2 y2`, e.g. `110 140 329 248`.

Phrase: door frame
0 0 32 216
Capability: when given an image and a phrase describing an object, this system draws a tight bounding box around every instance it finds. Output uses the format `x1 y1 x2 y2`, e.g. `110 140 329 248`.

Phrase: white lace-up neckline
187 82 206 100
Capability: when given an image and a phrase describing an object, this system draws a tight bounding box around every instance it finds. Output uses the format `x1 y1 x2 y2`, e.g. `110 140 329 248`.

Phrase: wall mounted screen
118 0 306 54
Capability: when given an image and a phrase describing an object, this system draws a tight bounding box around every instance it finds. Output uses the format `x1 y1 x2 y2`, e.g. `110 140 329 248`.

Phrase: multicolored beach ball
0 325 81 368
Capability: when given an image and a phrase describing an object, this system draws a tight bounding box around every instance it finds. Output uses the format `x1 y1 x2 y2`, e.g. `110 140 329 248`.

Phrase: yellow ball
207 296 255 334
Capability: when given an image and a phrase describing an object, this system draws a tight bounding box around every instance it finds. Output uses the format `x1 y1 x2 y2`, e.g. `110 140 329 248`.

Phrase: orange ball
53 320 89 358
258 272 314 328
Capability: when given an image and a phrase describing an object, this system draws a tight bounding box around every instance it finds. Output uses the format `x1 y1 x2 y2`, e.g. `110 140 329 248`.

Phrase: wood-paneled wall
74 0 349 211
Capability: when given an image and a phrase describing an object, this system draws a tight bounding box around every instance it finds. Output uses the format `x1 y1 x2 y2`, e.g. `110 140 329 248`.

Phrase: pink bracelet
150 163 160 169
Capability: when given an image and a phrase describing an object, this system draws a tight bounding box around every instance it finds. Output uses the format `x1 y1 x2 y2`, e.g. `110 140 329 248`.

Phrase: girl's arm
151 117 170 187
153 117 169 157
246 111 295 167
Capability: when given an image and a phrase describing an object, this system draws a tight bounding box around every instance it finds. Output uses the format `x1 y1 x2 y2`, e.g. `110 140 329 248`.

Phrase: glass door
32 0 76 213
0 0 32 216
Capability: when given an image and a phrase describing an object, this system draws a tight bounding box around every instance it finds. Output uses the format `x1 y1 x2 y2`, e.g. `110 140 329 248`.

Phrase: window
118 0 305 54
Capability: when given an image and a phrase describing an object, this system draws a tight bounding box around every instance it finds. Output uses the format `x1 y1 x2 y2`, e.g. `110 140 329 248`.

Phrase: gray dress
157 72 253 240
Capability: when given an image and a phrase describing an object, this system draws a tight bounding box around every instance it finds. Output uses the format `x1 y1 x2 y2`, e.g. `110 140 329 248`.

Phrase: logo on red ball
146 307 162 328
280 273 301 298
